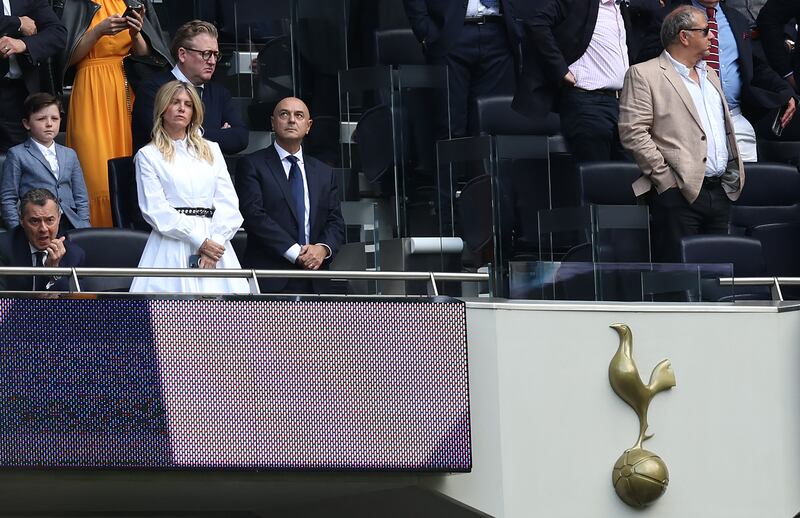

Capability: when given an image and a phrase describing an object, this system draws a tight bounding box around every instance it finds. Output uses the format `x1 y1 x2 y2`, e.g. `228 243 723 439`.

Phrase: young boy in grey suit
0 93 90 231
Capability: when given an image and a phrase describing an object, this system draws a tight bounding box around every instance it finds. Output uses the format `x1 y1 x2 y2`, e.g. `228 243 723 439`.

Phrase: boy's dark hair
23 93 62 120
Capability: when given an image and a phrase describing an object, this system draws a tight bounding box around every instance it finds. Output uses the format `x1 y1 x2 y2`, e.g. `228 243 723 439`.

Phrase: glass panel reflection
509 261 753 302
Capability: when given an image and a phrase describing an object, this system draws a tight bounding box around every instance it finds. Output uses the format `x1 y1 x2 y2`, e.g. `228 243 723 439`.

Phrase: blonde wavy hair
151 80 213 164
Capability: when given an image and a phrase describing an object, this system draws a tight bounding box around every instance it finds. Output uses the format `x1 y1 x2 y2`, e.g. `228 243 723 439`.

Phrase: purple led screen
0 298 470 470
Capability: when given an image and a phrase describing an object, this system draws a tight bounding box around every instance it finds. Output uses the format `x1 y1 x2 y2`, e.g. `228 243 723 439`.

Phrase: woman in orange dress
58 0 171 227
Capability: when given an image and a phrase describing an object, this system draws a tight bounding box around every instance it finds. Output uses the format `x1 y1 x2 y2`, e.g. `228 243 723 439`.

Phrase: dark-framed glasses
683 26 711 36
182 47 221 62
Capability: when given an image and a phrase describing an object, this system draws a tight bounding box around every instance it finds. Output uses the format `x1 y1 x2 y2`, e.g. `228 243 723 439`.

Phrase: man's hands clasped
296 244 327 270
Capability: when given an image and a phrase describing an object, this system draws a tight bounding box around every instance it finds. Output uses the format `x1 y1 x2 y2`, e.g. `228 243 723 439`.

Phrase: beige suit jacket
618 51 744 204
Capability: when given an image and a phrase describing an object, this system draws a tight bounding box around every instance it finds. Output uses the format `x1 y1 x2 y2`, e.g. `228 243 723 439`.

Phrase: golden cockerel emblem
608 323 676 508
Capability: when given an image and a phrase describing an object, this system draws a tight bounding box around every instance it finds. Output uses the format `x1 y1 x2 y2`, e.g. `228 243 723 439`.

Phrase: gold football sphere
612 448 669 508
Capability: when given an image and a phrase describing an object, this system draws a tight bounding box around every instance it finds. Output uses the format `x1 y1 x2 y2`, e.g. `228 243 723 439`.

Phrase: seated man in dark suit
235 97 345 294
0 188 85 291
131 20 249 154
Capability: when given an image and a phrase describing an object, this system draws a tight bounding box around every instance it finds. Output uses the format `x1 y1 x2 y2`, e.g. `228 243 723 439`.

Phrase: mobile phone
188 254 201 268
123 0 144 18
772 103 789 137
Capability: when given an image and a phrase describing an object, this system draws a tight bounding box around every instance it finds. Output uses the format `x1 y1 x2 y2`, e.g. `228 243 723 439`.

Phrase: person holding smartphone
130 81 248 294
55 0 172 227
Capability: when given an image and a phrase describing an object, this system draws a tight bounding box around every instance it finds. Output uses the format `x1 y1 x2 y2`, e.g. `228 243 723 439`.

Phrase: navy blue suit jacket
0 0 66 94
403 0 523 59
0 226 85 291
131 70 249 154
234 144 345 293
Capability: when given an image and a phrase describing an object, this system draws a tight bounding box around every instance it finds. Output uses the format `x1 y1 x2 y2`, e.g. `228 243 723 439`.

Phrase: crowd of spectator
0 0 798 295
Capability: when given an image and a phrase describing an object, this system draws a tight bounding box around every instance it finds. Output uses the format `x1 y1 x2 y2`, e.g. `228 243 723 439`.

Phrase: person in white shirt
0 93 89 232
130 80 248 294
618 5 744 262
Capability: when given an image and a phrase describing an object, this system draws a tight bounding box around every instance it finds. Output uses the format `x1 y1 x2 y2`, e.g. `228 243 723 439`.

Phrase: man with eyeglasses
619 5 744 262
648 0 797 159
132 20 248 154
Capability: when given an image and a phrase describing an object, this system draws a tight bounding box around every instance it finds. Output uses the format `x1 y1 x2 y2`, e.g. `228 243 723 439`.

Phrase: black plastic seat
66 228 150 292
679 234 770 301
108 156 149 231
756 139 800 166
747 222 800 299
578 161 641 206
731 162 800 233
374 28 425 65
457 174 493 254
474 95 560 137
353 104 394 184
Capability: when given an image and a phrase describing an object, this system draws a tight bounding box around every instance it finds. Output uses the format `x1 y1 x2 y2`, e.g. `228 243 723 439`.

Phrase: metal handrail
0 267 490 296
718 276 789 301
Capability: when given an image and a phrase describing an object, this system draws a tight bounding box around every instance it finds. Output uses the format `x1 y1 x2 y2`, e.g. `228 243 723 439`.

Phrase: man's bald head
271 97 312 153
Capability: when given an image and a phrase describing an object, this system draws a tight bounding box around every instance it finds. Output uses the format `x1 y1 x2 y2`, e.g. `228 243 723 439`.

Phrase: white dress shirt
466 0 501 17
569 0 628 91
665 51 729 176
32 139 59 179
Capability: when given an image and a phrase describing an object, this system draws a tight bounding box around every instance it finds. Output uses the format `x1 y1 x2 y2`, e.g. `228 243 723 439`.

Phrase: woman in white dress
130 80 249 294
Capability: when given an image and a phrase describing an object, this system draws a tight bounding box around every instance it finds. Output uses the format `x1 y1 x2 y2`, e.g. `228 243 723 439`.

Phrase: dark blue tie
286 155 306 245
33 251 45 291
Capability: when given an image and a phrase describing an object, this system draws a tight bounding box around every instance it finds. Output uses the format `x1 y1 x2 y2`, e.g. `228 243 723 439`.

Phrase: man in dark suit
0 0 66 152
512 0 660 163
403 0 521 138
132 19 248 154
235 97 344 294
757 0 800 91
0 188 84 291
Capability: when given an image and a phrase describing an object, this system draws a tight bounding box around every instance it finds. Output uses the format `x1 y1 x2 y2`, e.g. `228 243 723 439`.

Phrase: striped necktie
706 7 720 73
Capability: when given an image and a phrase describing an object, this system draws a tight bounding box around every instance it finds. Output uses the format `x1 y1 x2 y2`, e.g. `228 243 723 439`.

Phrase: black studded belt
175 207 215 217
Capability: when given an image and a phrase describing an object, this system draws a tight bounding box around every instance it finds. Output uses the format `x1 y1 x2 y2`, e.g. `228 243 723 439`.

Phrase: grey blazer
0 138 90 229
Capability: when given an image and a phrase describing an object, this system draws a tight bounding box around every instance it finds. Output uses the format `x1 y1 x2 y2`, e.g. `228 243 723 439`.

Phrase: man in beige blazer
619 5 744 262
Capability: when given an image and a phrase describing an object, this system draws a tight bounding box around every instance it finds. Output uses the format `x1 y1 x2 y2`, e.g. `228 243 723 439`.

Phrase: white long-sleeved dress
130 139 249 294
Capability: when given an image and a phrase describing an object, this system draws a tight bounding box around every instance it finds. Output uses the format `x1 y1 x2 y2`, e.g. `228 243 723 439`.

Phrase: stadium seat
679 234 770 301
374 28 425 65
730 162 800 233
108 156 149 231
756 139 800 166
65 227 150 292
474 95 560 136
457 174 493 255
577 161 641 206
747 222 800 299
353 103 394 184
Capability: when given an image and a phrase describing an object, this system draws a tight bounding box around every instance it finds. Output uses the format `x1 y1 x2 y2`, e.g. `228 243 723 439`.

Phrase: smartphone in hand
772 102 789 137
123 0 144 18
188 254 201 268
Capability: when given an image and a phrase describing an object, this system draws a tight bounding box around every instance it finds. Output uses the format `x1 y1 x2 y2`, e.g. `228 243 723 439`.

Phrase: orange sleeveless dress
66 0 134 227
